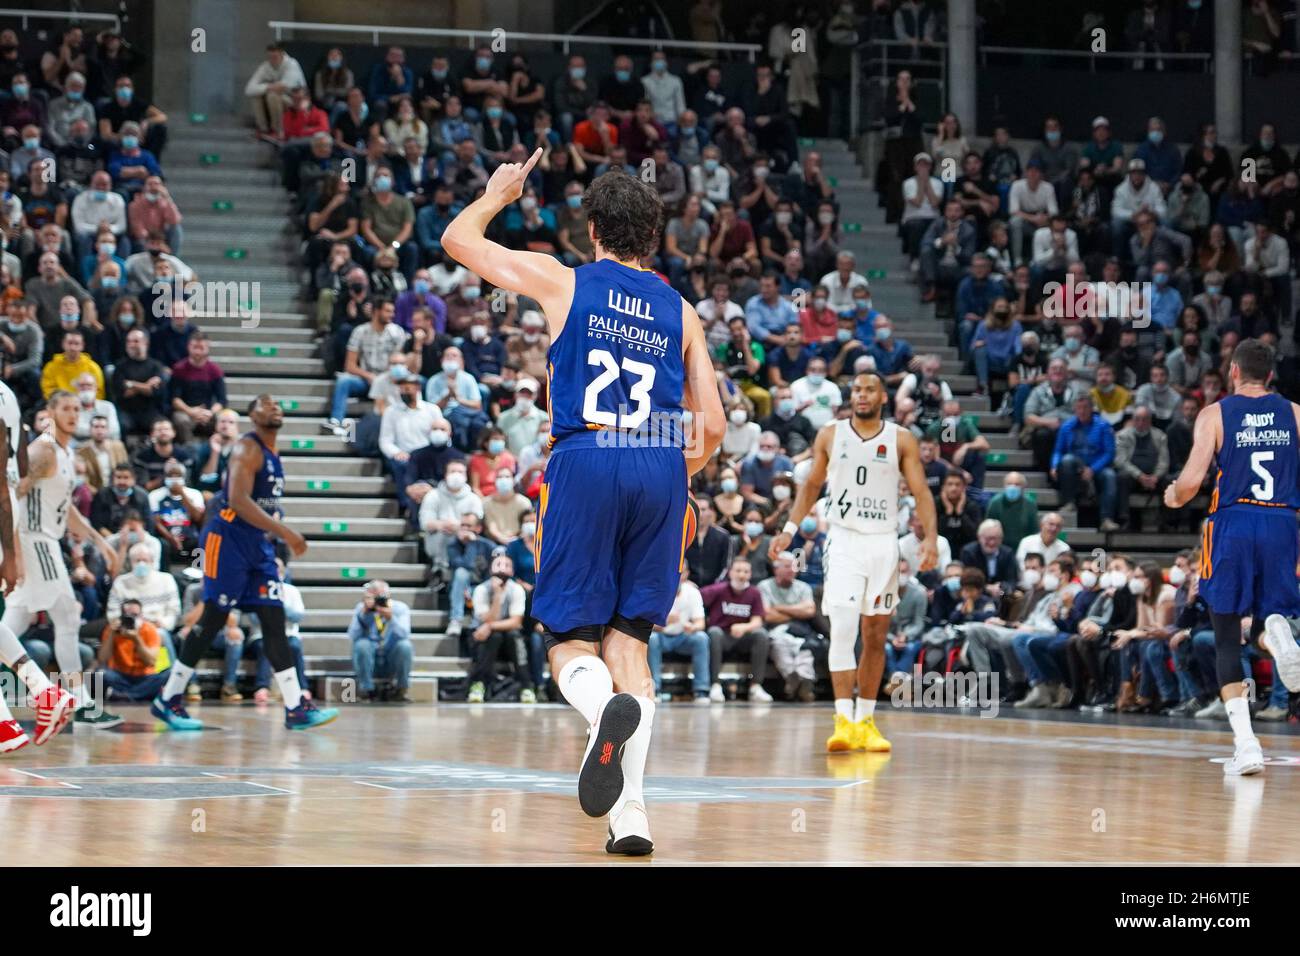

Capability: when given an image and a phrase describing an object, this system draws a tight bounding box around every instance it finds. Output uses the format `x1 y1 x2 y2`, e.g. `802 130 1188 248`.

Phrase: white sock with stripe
275 667 303 710
558 655 613 726
161 662 195 702
611 696 655 818
1226 696 1257 748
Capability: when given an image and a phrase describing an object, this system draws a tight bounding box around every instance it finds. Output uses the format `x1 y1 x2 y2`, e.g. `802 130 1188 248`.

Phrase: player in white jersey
0 389 120 735
771 372 938 752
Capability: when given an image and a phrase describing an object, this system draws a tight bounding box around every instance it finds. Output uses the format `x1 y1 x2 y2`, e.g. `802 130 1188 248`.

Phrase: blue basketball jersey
211 432 285 530
547 259 685 449
1210 393 1300 514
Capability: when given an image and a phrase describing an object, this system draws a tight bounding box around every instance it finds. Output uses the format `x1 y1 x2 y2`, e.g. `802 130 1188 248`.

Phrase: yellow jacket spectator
40 328 105 398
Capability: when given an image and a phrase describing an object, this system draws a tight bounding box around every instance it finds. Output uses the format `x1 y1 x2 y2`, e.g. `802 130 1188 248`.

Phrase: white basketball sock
558 655 613 725
274 667 303 710
1226 696 1257 747
16 658 53 699
834 698 853 720
611 696 655 817
854 697 876 722
161 661 194 701
0 683 15 723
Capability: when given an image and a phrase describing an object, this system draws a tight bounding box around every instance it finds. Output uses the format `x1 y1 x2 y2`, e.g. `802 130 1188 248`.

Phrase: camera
120 615 136 631
374 595 389 608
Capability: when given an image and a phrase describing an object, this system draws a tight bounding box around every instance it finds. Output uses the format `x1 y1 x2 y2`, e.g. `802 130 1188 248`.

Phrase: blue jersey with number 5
1211 393 1300 514
547 259 685 449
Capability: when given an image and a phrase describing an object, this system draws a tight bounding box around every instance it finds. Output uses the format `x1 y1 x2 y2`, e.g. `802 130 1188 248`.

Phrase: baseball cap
1092 116 1109 128
516 377 539 393
1128 158 1146 171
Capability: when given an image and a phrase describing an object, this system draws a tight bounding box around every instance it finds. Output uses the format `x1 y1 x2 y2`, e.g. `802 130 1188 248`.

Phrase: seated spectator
424 344 488 451
46 69 95 148
986 472 1039 550
9 122 52 178
393 267 446 334
419 455 482 570
405 418 465 513
106 543 181 643
1114 405 1170 532
900 152 943 269
26 251 94 336
55 116 103 190
76 413 128 491
960 519 1019 597
97 597 169 703
111 327 167 438
702 557 771 703
919 198 976 304
482 468 529 545
1016 511 1071 567
348 579 414 703
131 417 195 491
92 468 151 535
496 376 547 455
41 328 103 398
790 356 841 429
466 552 533 704
0 298 44 406
760 385 816 461
168 331 225 443
1133 363 1179 430
379 372 441 515
326 297 408 435
70 169 128 261
107 122 162 198
1051 394 1118 529
895 353 952 432
717 315 770 418
925 398 990 490
685 496 732 587
195 408 239 497
1110 159 1166 257
1089 363 1132 427
1008 161 1058 267
866 314 913 388
1051 324 1100 394
360 167 418 279
149 459 205 562
446 511 495 639
244 43 306 139
126 232 194 298
650 568 711 703
959 255 1010 361
937 469 982 554
759 550 822 703
765 321 813 390
127 175 182 255
1022 358 1077 472
73 377 120 441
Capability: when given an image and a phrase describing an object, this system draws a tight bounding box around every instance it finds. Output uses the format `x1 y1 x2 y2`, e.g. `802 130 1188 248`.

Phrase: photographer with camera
347 579 414 702
98 598 170 701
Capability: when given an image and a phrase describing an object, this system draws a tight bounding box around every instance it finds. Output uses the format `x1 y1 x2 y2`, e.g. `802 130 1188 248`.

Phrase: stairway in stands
165 116 454 701
812 137 1196 562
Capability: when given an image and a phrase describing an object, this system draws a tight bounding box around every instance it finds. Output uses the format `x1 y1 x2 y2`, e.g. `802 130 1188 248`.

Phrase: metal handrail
0 7 120 30
267 20 762 61
980 44 1211 61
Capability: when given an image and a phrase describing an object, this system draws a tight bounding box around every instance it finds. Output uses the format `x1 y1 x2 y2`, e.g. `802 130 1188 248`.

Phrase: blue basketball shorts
200 518 283 610
1198 507 1300 619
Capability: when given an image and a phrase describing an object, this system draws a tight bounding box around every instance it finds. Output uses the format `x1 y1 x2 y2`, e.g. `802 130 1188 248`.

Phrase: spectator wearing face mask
404 418 464 513
760 386 816 461
106 542 181 642
418 458 482 573
984 472 1038 549
495 376 547 455
924 399 990 490
424 344 488 452
72 377 120 441
380 374 442 516
92 468 151 535
148 460 205 564
482 468 530 546
349 579 414 703
790 356 841 429
466 551 533 704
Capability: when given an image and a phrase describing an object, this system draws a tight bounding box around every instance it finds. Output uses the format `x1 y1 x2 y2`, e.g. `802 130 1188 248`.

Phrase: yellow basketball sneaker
826 713 858 752
855 716 892 752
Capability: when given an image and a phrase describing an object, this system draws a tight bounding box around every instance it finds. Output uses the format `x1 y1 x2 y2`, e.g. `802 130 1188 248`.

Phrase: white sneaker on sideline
748 683 773 703
1224 740 1265 776
1262 615 1300 691
1196 698 1227 719
708 682 725 703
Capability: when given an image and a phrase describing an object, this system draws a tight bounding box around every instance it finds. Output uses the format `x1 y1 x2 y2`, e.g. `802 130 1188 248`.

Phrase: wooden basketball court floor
4 701 1300 865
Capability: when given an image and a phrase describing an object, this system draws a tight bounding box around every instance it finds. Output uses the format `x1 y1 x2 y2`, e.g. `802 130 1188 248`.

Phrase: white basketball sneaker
1262 615 1300 691
1223 739 1265 776
606 799 654 856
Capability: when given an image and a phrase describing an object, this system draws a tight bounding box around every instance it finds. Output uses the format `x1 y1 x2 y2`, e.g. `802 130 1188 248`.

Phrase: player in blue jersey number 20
1165 339 1300 775
444 148 724 854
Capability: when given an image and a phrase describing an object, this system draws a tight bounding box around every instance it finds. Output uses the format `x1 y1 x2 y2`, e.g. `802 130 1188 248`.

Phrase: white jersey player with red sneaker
0 390 112 739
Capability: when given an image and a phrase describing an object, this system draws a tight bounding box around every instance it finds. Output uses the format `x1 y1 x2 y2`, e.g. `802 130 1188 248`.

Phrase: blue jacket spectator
347 580 414 698
1133 134 1182 189
416 201 463 261
744 280 798 346
740 443 794 500
955 272 1007 328
1051 405 1116 473
108 146 162 190
368 56 415 109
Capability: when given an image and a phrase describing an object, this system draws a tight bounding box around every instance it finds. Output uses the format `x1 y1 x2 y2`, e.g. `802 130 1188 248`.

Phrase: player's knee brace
1212 612 1247 688
255 605 294 673
827 604 860 672
543 623 605 653
607 613 653 644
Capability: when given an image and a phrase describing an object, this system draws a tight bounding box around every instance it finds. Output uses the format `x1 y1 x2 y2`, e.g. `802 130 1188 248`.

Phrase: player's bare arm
768 420 833 559
682 300 725 476
66 504 114 571
1165 403 1222 509
441 147 576 331
897 428 939 571
16 438 54 500
228 437 307 557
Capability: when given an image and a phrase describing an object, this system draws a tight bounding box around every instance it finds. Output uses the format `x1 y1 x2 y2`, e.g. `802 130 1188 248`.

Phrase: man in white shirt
648 569 710 703
1007 160 1058 267
467 551 534 704
901 152 944 265
818 251 869 312
790 356 842 428
495 377 548 454
1015 512 1071 568
244 42 307 138
641 52 686 129
1109 158 1166 255
106 543 182 643
380 374 443 515
899 512 952 578
418 459 484 574
70 169 128 261
73 375 121 440
1243 221 1292 325
688 145 731 216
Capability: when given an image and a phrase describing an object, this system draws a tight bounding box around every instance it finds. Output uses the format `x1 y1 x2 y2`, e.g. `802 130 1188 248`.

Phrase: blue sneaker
285 698 339 730
151 694 204 730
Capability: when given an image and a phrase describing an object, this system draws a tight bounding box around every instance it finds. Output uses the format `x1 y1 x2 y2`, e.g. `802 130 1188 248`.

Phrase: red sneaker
32 686 76 745
0 718 30 753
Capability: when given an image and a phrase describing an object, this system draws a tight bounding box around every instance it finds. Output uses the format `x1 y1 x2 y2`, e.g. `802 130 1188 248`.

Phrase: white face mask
1129 578 1148 595
445 473 466 491
729 409 747 425
1169 566 1187 587
1041 573 1060 592
1080 570 1098 589
1021 568 1041 588
772 484 791 501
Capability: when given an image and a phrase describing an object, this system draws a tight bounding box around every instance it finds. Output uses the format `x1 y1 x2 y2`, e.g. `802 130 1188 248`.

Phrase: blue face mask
462 286 480 301
116 87 132 103
703 159 719 173
488 439 506 455
837 328 852 343
652 60 666 73
476 57 492 72
1154 272 1169 285
720 477 739 494
945 577 962 593
1004 484 1023 502
432 68 447 80
23 137 39 151
495 477 514 495
328 57 343 69
875 327 891 342
118 310 134 324
680 126 695 136
92 189 107 202
67 89 82 102
1206 285 1221 296
615 69 631 83
374 175 392 192
806 373 825 388
799 516 818 535
358 102 369 120
1045 130 1060 144
777 398 796 417
1148 130 1164 145
745 521 764 538
11 83 27 98
486 106 503 121
102 276 119 289
132 563 150 578
1065 337 1082 352
569 67 586 81
121 135 139 150
413 279 430 294
566 194 582 209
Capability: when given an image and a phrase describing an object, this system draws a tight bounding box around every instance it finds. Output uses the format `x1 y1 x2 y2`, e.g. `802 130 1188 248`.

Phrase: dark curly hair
581 169 664 262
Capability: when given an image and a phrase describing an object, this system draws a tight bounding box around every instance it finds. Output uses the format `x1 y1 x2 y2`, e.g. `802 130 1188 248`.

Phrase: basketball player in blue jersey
1166 339 1300 775
150 394 339 731
444 149 725 855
